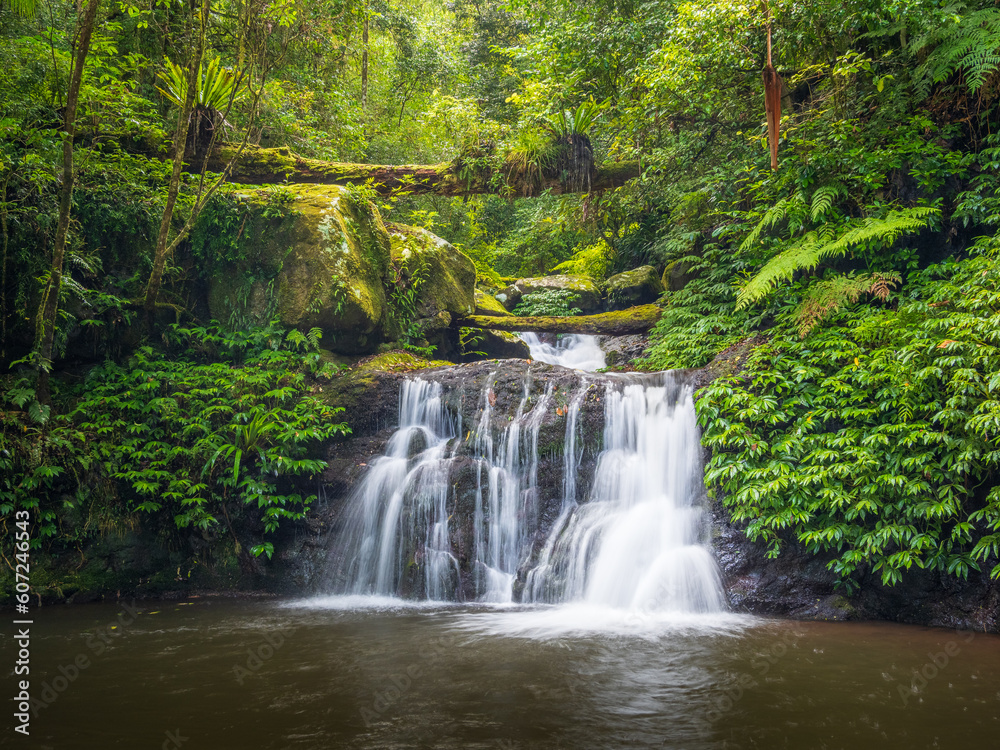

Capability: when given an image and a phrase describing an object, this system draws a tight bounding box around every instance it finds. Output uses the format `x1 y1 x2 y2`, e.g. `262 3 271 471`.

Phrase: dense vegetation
2 0 999 596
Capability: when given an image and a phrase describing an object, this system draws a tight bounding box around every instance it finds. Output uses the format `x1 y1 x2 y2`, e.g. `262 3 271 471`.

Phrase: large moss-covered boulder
497 274 602 313
386 223 476 320
605 265 663 310
474 289 513 317
208 184 392 353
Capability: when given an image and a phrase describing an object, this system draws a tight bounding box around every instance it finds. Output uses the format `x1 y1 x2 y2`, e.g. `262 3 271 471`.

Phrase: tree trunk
143 0 208 313
458 305 660 336
361 4 369 110
32 0 100 402
204 144 641 197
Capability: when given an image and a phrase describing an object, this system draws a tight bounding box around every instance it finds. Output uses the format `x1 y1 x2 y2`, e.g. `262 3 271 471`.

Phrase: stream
14 599 1000 749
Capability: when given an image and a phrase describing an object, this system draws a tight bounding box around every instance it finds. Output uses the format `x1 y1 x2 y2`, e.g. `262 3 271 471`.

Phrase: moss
387 223 476 317
605 265 663 309
461 303 661 336
206 183 394 353
474 289 512 317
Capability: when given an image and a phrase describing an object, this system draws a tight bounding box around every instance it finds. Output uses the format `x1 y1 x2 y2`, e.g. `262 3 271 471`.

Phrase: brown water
6 597 1000 749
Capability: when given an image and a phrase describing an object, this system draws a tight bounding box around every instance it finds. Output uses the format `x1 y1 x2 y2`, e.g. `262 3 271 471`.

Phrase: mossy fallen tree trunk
458 304 661 336
203 145 640 197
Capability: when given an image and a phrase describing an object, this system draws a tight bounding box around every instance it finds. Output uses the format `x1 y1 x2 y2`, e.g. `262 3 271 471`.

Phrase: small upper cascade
521 333 606 372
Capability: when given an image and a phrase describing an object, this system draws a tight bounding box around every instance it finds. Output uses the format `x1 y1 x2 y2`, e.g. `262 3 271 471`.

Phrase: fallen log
202 145 641 197
458 304 661 336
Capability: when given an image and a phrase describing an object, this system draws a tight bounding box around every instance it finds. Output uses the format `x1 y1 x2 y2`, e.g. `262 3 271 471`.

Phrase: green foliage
736 207 938 309
792 271 901 336
640 244 766 371
157 57 242 112
552 240 612 280
699 251 1000 587
512 288 583 317
1 322 347 557
912 3 1000 95
540 99 602 138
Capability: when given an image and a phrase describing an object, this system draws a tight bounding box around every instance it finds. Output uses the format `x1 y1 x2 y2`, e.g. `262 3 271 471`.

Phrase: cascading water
327 337 726 615
331 379 461 599
523 374 726 613
520 332 606 371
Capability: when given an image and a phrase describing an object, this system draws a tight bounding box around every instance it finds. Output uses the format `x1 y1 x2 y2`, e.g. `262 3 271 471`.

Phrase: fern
810 184 845 223
736 207 938 308
739 195 797 253
792 271 901 336
913 3 1000 94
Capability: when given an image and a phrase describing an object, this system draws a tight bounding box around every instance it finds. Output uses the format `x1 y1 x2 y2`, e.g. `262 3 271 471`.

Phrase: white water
329 337 725 617
334 379 461 599
521 332 606 371
523 375 726 614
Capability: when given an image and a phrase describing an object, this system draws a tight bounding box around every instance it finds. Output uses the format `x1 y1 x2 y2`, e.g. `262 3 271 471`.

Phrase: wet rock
604 265 663 310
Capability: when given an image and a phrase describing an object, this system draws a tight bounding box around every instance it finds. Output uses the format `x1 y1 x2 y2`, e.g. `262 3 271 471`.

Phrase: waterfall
523 375 726 613
521 332 606 371
327 340 726 614
331 379 461 599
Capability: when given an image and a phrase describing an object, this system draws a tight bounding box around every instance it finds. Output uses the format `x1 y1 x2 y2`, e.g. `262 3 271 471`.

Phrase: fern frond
791 272 902 336
810 184 845 223
736 207 937 308
739 195 791 253
913 5 1000 94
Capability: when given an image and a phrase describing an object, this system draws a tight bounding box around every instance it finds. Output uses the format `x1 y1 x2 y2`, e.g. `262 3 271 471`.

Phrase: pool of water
7 598 1000 749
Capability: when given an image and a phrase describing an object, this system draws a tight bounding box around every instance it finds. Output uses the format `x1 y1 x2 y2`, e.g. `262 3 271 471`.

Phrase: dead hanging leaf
938 339 956 348
488 389 496 407
762 22 782 171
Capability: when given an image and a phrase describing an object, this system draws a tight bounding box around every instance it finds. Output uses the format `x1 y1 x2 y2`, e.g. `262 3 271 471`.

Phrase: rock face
208 187 476 355
605 265 663 309
711 500 999 631
497 274 603 313
387 223 476 321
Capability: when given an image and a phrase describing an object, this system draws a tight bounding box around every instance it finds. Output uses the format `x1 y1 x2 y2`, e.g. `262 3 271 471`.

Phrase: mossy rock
387 223 476 320
474 289 513 317
661 260 698 292
477 330 530 359
605 265 663 310
208 184 392 353
498 274 602 312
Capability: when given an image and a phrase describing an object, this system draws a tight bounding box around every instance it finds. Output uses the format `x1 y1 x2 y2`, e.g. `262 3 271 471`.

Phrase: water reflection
12 599 1000 749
